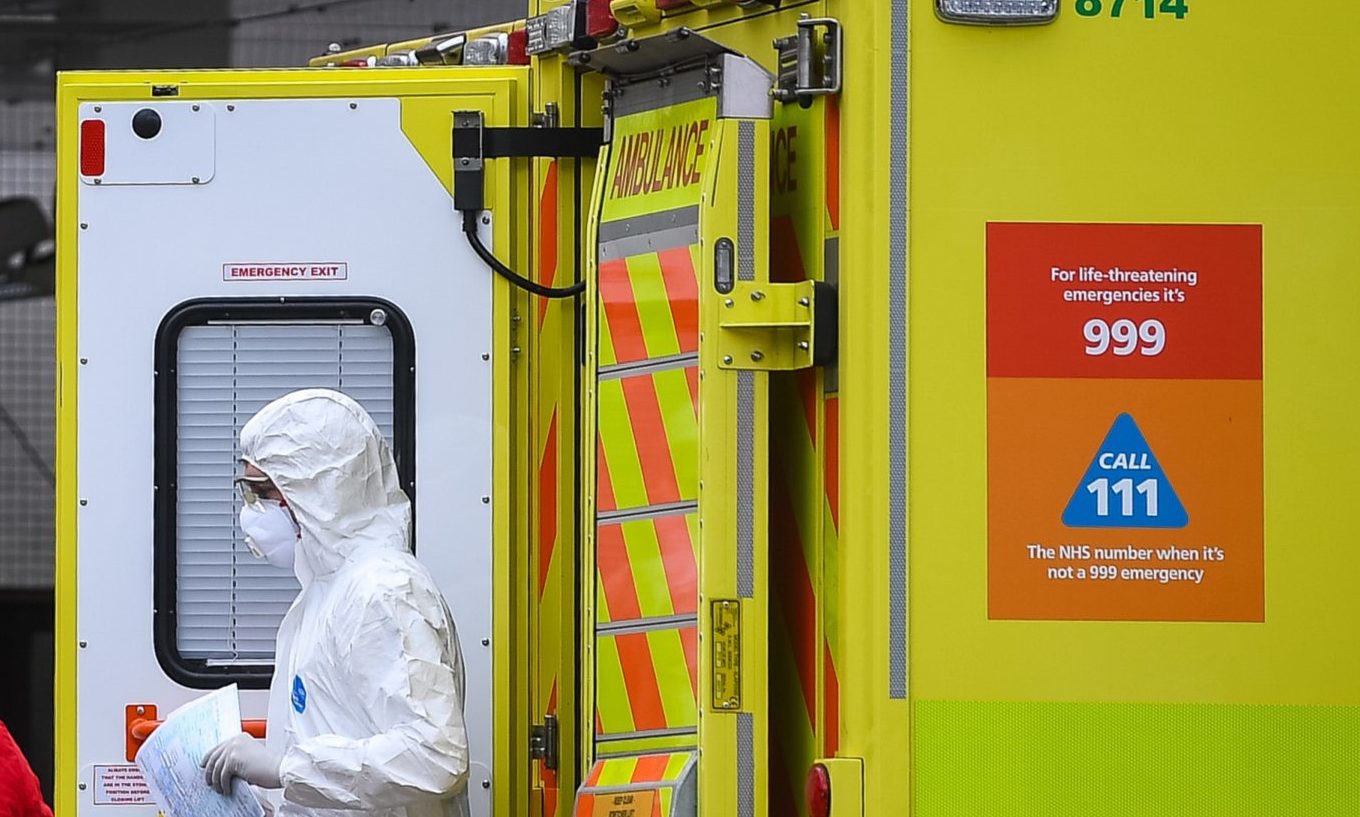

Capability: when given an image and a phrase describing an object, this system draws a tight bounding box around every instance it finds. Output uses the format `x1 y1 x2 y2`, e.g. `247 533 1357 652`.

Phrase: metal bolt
799 296 810 306
460 158 470 166
349 102 357 110
481 496 490 504
136 706 145 716
79 358 88 364
481 352 490 361
481 637 490 646
80 223 88 230
79 499 88 506
79 641 87 648
798 341 810 350
750 350 764 362
722 355 733 365
93 178 102 185
327 42 342 54
94 106 101 113
227 104 235 112
369 308 388 326
79 783 87 791
481 215 491 225
724 298 734 308
191 176 200 184
482 780 491 790
511 345 521 354
750 290 765 301
192 104 200 112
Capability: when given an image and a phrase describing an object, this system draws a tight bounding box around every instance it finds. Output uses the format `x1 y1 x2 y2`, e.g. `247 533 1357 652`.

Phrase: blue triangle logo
1061 413 1188 529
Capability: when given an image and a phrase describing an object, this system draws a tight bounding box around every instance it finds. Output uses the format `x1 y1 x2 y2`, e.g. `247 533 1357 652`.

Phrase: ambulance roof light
526 0 618 57
507 28 530 65
936 0 1058 24
464 32 509 65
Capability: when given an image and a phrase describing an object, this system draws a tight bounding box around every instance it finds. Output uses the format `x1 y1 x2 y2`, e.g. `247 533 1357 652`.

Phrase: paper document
134 684 264 817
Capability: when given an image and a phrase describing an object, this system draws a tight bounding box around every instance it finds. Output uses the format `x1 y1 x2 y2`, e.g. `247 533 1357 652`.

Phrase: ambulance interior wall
0 0 525 800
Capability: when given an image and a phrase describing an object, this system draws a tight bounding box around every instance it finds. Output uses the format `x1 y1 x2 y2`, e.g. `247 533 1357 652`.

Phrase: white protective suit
240 389 471 817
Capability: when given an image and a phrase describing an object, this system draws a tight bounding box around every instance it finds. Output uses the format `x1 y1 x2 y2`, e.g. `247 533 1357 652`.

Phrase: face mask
240 500 299 570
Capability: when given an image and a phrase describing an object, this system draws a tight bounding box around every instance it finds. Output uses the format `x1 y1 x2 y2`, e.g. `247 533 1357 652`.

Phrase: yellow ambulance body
55 1 1360 816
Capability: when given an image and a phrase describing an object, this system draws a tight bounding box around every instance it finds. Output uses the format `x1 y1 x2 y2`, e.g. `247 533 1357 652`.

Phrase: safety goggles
234 475 281 506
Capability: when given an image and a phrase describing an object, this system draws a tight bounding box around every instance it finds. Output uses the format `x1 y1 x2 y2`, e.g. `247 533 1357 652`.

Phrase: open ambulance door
56 68 530 817
576 31 831 817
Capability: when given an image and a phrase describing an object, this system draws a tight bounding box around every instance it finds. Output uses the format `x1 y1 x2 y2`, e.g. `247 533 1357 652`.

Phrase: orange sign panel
987 223 1263 621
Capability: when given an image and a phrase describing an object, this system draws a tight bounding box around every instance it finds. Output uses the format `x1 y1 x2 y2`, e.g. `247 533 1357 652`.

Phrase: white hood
239 389 410 583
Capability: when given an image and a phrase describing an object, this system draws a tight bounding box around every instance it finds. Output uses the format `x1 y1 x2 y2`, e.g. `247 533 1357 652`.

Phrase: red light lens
585 0 619 40
507 27 529 65
80 119 106 178
806 763 831 817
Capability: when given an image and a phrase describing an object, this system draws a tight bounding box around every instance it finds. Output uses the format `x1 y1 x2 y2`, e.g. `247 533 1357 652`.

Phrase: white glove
202 733 284 795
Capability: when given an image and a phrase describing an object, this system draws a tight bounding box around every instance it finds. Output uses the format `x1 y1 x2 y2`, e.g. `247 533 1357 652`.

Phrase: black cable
0 401 54 487
462 210 585 299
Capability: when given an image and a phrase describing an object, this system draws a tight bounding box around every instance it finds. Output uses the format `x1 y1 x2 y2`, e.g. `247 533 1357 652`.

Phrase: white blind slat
175 323 396 664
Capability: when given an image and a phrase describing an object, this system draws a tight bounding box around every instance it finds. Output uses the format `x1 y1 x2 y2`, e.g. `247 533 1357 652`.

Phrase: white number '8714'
1083 318 1166 357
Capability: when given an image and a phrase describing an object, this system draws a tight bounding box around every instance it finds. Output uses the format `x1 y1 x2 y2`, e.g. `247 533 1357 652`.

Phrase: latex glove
202 733 283 795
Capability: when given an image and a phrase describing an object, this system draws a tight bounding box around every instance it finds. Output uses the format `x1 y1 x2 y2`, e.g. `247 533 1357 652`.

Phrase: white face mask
240 500 299 570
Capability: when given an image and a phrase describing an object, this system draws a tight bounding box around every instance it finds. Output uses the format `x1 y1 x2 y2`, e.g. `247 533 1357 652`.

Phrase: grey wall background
0 0 525 799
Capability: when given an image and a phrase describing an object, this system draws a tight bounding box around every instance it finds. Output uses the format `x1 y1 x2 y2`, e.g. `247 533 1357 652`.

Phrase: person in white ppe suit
202 389 470 817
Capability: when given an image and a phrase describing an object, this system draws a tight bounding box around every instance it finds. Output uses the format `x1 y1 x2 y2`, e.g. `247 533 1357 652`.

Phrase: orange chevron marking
614 632 668 732
678 625 698 698
620 374 683 506
539 410 558 596
599 258 649 363
684 366 698 417
653 514 697 616
598 524 643 621
656 247 699 353
632 754 670 782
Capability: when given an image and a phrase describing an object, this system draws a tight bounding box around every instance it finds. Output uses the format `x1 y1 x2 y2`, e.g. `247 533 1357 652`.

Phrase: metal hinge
529 714 559 771
773 16 843 104
717 280 837 370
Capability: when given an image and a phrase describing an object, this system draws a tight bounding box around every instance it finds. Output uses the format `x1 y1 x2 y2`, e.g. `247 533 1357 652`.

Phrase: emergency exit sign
222 261 348 281
986 222 1263 622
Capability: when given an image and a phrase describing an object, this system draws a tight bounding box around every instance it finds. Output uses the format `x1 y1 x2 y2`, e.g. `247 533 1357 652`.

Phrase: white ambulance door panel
75 95 495 816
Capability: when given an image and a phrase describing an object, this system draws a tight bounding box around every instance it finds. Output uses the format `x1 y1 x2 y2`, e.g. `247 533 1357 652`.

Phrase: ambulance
55 1 1360 816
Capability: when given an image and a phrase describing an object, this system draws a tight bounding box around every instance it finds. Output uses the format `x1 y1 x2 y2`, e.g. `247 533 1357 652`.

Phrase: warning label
222 262 347 282
590 789 657 817
93 765 152 805
986 222 1263 622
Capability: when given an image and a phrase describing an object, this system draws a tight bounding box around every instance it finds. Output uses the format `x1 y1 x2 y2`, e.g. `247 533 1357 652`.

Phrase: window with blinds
157 303 414 684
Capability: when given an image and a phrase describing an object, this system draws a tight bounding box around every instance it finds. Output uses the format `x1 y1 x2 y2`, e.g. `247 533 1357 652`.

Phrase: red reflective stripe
824 641 840 756
826 96 841 231
597 439 617 513
598 524 643 621
771 461 817 726
538 162 559 327
538 410 558 595
631 754 670 783
684 366 699 418
599 258 649 363
619 374 682 505
653 514 697 615
80 119 105 177
586 759 604 786
679 625 698 697
595 708 605 737
656 247 699 353
825 397 840 528
651 796 663 817
614 632 668 731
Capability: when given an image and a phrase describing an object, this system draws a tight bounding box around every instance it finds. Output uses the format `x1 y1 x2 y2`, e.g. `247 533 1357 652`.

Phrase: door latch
773 16 843 104
717 280 837 370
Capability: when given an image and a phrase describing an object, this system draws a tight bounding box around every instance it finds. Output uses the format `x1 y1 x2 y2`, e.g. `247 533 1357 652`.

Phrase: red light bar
507 27 529 65
585 0 619 40
80 119 105 177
